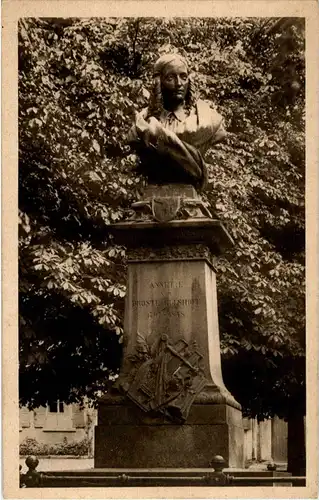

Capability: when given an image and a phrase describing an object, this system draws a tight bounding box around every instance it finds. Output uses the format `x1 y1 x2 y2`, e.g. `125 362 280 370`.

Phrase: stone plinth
95 185 244 469
95 401 243 468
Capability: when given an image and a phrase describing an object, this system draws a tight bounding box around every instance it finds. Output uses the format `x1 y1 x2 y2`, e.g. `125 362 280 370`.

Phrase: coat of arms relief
118 333 207 423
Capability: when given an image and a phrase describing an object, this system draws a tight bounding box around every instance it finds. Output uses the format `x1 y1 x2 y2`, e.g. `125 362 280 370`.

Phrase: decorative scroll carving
127 243 216 267
118 334 207 423
131 195 213 223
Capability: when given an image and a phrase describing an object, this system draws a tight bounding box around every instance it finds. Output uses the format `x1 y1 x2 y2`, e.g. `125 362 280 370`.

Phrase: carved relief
152 196 181 222
118 334 207 423
131 195 213 223
127 243 216 267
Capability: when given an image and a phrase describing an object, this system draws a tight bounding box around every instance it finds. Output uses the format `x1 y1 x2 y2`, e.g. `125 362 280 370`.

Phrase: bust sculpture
128 53 227 191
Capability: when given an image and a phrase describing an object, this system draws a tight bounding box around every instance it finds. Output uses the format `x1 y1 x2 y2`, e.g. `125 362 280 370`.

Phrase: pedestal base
95 402 244 468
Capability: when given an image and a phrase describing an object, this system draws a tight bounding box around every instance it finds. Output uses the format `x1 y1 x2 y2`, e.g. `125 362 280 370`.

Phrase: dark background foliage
19 17 305 423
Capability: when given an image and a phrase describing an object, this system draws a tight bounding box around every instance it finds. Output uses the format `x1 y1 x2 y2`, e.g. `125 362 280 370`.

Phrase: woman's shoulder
196 99 223 127
137 107 149 119
196 99 221 114
196 99 211 110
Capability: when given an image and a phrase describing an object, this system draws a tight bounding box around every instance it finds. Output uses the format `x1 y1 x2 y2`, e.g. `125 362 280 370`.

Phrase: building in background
243 416 288 467
19 403 97 457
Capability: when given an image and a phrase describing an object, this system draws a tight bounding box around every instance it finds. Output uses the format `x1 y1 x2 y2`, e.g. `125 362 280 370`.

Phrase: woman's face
161 61 189 103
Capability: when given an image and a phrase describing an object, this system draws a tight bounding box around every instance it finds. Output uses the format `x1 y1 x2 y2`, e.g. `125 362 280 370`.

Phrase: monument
95 54 244 469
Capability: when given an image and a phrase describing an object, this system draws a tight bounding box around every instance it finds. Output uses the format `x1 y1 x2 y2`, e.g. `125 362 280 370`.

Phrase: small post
22 455 41 487
209 455 230 485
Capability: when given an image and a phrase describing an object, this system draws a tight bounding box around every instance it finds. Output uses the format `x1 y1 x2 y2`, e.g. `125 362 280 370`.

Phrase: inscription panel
126 261 206 349
134 276 200 321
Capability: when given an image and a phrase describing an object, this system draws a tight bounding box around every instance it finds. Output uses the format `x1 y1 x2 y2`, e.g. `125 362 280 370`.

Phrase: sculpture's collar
161 105 187 123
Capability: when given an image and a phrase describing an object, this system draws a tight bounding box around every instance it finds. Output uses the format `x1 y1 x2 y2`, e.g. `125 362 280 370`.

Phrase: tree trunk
287 415 306 476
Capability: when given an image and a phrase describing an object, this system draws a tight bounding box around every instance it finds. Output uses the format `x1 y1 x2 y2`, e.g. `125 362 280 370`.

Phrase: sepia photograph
2 1 318 498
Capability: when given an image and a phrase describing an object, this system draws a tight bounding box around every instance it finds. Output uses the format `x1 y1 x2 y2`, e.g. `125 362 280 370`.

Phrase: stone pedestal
95 184 244 469
96 400 243 468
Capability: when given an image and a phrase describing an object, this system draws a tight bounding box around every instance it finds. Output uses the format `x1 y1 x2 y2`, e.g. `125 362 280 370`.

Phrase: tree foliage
19 17 305 419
